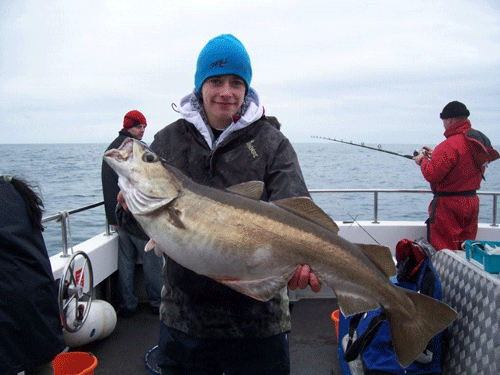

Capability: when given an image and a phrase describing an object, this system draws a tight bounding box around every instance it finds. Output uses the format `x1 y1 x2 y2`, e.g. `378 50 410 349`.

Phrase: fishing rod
312 136 416 160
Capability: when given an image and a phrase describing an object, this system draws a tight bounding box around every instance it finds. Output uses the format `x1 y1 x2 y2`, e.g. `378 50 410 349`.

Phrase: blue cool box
464 240 500 274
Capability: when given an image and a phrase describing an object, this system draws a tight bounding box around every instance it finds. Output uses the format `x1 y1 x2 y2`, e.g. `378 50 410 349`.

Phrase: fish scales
170 177 381 293
104 138 457 368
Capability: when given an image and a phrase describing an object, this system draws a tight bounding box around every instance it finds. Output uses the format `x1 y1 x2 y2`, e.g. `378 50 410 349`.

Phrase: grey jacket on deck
117 99 309 338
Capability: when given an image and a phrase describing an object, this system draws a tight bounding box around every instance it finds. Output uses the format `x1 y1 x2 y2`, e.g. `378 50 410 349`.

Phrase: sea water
1 142 499 256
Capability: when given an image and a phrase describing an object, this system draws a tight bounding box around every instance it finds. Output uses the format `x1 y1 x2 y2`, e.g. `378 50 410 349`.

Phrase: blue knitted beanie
195 34 252 93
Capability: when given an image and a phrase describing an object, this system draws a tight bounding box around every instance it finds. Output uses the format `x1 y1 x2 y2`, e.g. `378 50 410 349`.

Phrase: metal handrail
309 189 499 226
42 201 109 257
42 201 105 223
41 189 500 256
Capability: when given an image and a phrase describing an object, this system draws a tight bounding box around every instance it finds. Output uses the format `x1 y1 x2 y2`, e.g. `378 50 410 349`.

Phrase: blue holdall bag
339 238 445 375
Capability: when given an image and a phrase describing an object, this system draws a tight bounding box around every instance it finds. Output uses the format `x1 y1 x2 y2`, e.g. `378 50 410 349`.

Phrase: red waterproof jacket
419 119 498 250
420 119 482 192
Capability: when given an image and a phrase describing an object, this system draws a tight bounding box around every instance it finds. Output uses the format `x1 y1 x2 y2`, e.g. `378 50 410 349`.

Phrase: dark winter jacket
0 177 66 375
117 90 310 338
101 129 136 225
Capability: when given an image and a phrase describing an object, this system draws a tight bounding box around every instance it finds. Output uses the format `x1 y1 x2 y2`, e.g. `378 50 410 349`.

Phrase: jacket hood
178 88 264 149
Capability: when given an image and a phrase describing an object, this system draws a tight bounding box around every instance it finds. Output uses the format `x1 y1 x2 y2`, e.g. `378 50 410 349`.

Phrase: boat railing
42 189 500 257
42 201 109 257
309 188 499 226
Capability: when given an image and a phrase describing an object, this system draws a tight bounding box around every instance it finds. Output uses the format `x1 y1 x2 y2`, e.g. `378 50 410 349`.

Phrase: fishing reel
413 149 432 159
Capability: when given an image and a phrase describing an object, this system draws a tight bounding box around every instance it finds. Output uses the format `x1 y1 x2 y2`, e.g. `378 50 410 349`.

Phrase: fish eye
142 152 158 163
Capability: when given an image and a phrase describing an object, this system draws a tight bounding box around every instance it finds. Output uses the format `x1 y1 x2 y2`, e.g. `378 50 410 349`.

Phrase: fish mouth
104 138 135 163
104 138 172 215
118 178 171 215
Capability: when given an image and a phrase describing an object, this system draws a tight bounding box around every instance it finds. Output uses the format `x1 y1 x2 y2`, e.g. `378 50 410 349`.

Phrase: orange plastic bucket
331 309 339 341
52 352 98 375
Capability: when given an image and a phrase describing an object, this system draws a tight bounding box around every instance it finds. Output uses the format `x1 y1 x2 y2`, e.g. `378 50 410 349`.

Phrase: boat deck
77 298 341 374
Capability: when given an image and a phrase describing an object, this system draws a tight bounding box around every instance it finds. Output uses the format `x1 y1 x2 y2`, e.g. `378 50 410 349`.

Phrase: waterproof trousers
157 323 290 375
427 195 479 251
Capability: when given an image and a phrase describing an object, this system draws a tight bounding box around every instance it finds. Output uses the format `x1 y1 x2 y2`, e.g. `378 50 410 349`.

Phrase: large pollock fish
104 138 456 367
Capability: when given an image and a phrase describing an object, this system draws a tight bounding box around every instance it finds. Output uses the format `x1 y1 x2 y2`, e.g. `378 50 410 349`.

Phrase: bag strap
416 258 429 290
344 310 387 362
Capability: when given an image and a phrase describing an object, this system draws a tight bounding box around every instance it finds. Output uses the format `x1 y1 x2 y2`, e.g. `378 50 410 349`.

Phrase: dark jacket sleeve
101 159 120 225
115 204 149 240
264 135 310 201
101 131 131 225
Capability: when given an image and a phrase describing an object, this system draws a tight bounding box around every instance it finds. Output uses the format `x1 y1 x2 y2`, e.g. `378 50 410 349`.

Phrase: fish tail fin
385 288 457 368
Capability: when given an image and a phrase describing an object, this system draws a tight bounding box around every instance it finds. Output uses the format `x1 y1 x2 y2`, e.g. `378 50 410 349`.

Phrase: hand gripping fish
103 138 457 368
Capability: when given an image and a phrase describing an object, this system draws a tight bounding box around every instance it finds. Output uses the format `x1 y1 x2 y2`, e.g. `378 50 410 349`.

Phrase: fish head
103 138 182 215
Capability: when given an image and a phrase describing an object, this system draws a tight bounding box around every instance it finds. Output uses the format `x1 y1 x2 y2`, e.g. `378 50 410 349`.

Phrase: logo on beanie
209 59 229 69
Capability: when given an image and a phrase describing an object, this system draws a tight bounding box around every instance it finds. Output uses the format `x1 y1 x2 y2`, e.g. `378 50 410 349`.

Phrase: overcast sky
1 0 499 145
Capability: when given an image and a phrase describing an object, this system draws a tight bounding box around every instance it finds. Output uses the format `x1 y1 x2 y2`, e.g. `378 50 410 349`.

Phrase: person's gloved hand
288 264 322 292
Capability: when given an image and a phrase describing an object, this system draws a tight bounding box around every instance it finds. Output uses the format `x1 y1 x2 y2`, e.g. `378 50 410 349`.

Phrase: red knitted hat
395 239 427 278
123 110 147 129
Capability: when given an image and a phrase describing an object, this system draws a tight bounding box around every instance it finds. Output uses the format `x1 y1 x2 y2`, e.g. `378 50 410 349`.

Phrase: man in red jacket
414 101 498 250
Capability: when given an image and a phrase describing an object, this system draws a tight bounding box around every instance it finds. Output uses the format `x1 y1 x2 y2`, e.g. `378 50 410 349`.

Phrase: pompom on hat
194 34 252 94
123 110 147 129
439 101 470 119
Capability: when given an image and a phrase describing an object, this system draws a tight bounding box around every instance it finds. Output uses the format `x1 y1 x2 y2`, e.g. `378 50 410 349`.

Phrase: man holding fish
115 34 319 374
108 35 456 373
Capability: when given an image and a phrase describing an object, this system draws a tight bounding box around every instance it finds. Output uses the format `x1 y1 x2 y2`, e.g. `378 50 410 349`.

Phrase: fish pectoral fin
356 243 396 278
273 197 339 234
145 239 156 252
335 290 380 317
145 239 163 257
225 181 264 200
210 273 293 302
167 206 186 230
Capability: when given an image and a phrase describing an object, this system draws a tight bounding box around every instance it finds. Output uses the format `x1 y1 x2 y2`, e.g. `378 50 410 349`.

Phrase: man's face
201 74 246 129
128 124 146 140
442 118 452 130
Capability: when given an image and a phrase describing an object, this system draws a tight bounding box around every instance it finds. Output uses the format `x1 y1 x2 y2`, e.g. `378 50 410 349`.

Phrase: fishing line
334 201 381 245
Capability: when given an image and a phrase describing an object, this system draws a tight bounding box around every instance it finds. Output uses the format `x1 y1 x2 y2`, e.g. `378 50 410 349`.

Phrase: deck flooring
76 298 341 374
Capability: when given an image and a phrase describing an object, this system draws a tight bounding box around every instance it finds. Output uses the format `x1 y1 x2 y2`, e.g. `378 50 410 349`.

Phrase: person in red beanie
414 101 498 251
101 110 162 317
122 110 147 140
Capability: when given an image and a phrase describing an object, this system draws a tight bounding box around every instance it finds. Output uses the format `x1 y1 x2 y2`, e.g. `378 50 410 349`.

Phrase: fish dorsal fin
226 181 264 200
273 197 339 234
356 243 396 278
